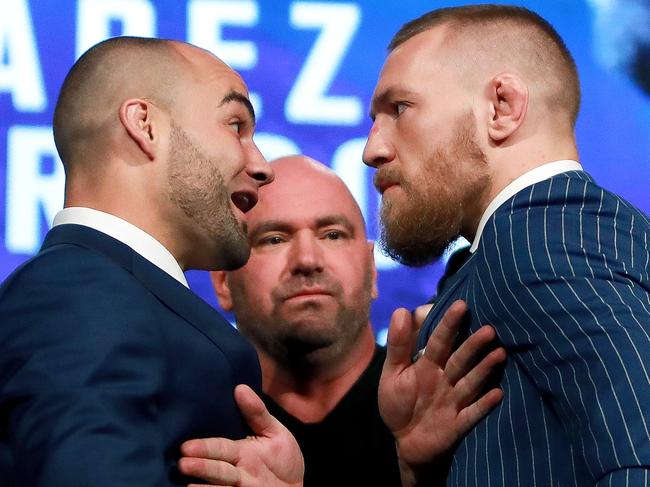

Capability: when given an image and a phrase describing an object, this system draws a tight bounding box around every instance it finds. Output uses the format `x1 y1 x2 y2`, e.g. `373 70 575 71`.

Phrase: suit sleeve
475 179 650 483
0 249 173 486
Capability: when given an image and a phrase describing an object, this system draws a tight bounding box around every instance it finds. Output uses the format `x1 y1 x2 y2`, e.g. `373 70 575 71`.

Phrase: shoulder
497 172 649 235
2 241 149 302
477 173 649 279
0 242 164 365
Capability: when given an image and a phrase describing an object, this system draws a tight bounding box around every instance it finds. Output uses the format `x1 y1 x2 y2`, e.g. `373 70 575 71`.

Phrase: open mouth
231 191 258 213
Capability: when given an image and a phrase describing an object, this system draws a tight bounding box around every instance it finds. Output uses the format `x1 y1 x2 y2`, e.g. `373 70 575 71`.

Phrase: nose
362 122 394 168
246 142 274 187
288 232 324 277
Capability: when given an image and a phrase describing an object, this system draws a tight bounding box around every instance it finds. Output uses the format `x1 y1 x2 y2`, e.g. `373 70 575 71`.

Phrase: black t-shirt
263 346 401 487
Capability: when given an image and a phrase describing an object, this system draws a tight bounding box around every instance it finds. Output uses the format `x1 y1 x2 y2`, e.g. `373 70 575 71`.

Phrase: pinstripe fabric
418 170 650 486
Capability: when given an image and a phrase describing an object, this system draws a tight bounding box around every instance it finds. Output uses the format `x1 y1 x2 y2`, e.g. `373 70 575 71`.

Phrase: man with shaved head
177 156 506 486
206 155 400 487
364 4 650 485
0 36 287 486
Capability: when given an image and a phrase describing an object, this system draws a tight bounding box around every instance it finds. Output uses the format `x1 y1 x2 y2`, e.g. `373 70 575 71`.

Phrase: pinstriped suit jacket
418 170 650 486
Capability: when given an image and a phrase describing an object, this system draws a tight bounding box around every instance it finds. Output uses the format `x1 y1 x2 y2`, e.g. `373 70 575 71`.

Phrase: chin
211 231 251 270
219 246 251 271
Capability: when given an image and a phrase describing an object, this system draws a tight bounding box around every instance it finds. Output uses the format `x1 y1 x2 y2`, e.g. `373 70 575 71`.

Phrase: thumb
234 384 283 438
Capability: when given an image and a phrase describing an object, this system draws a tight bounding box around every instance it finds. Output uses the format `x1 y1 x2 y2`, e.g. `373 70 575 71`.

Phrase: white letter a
0 0 46 112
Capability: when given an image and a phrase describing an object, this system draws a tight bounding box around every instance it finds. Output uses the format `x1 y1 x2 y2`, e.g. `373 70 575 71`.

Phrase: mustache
272 274 343 301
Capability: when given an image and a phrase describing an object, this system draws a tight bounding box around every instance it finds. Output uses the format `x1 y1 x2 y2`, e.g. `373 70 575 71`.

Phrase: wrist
396 444 453 487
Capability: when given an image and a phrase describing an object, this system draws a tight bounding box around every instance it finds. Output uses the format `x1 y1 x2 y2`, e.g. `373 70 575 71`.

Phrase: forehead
373 27 451 99
249 168 365 231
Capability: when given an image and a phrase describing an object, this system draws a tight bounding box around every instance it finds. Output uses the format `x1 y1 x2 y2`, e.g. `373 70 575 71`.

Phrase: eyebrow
220 90 256 124
370 88 389 117
249 215 357 241
315 215 356 236
249 220 293 241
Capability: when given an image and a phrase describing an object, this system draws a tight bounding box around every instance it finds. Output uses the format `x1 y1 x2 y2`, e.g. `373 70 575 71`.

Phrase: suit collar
52 208 188 287
470 160 585 253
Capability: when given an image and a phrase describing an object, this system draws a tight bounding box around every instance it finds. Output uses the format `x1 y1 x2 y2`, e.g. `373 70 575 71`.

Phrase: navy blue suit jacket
0 224 262 486
419 170 650 485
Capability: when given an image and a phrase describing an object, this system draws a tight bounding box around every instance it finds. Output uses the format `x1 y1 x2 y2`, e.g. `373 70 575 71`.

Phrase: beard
377 111 490 267
167 121 250 270
230 267 374 367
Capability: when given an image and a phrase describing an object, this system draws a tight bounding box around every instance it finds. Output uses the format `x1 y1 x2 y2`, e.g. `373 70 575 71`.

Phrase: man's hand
178 384 304 487
379 300 505 486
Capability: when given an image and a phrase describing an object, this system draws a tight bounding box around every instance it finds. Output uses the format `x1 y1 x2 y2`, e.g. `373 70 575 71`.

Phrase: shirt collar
52 207 189 287
470 160 583 253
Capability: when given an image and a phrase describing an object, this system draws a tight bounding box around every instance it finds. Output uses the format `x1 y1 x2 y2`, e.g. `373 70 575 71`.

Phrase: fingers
454 345 506 407
444 325 497 384
179 456 239 485
384 308 417 369
234 383 282 438
421 300 467 367
179 437 242 485
181 437 239 464
456 387 504 437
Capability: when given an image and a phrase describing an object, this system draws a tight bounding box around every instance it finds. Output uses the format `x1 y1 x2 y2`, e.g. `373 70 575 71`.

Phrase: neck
463 133 579 242
64 181 188 269
259 325 376 423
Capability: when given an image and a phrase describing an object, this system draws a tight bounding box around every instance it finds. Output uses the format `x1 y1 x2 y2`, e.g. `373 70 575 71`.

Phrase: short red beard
379 111 490 267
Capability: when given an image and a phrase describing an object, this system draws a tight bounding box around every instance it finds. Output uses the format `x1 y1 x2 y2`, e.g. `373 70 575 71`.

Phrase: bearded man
364 4 650 486
177 157 506 487
0 36 288 486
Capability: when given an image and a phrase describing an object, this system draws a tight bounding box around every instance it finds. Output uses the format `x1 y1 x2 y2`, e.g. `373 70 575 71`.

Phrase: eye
394 102 408 117
323 230 347 241
229 121 242 134
259 235 285 246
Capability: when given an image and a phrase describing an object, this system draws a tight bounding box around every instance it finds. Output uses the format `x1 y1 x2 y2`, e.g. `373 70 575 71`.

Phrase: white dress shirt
52 207 189 287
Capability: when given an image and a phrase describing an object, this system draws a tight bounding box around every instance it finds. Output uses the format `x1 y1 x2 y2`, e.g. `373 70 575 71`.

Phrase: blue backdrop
1 0 649 342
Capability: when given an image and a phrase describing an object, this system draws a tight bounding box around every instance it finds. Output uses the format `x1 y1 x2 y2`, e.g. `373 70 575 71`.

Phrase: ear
367 241 378 300
119 98 159 161
210 271 234 311
486 73 528 143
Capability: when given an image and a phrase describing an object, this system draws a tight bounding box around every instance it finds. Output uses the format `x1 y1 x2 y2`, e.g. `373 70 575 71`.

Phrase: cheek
232 253 268 280
329 253 371 295
214 133 248 176
399 116 428 140
231 275 274 314
244 254 284 291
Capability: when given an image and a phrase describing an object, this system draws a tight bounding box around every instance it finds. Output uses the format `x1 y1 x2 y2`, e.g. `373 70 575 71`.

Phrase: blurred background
1 0 649 342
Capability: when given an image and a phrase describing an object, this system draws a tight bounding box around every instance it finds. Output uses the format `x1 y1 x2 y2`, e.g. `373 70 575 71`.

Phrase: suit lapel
41 224 248 356
418 259 473 351
130 254 250 360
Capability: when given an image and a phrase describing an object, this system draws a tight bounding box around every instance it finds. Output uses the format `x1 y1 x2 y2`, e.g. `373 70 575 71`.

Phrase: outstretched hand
379 300 505 486
178 384 304 487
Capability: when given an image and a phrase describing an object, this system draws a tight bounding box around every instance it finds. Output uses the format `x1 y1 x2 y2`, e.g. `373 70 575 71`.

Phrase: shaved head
53 37 186 172
215 154 376 366
270 155 367 234
389 4 580 126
